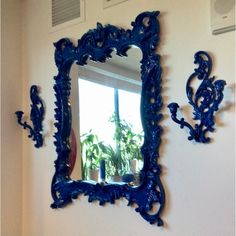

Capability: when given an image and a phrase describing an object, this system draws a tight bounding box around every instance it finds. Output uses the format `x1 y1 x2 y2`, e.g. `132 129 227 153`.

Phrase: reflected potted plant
110 115 143 168
99 115 143 182
116 118 143 163
99 143 127 182
80 117 143 183
80 130 103 181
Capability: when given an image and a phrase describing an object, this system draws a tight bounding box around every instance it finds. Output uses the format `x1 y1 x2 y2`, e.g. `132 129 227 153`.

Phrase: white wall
1 0 23 236
19 0 235 235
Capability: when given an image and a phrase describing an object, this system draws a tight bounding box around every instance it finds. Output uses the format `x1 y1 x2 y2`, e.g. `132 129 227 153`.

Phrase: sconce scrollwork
15 85 45 148
168 51 226 143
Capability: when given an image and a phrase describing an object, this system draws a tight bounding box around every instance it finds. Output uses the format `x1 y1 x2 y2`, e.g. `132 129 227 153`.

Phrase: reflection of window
78 78 142 146
70 52 144 183
78 78 143 183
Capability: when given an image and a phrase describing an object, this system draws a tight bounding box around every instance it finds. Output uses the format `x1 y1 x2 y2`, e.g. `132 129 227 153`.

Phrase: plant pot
130 159 137 173
111 172 121 182
88 169 99 182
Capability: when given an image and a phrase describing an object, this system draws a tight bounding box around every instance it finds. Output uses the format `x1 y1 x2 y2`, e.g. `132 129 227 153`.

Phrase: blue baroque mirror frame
51 11 165 226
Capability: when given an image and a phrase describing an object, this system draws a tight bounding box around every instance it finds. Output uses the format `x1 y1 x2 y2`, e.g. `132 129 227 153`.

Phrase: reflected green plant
80 130 103 179
80 117 143 181
109 114 143 161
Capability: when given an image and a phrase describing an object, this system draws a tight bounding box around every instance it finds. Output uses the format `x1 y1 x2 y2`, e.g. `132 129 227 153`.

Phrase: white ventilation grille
52 0 81 27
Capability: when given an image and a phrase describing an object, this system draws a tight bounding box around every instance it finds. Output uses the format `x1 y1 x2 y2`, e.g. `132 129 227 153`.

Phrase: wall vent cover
52 0 82 27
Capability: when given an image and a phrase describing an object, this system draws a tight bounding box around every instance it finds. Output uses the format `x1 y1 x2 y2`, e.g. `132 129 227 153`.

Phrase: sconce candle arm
167 103 196 140
15 111 35 136
15 85 44 148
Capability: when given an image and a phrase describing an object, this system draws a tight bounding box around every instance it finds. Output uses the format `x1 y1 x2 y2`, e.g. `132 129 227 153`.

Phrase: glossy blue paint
168 51 226 143
15 85 44 148
51 11 165 226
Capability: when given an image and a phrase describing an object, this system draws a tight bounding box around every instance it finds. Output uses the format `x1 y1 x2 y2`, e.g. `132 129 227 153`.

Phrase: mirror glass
69 47 143 186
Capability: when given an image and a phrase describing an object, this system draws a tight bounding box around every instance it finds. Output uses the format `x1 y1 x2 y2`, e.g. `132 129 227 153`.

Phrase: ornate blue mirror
51 11 165 226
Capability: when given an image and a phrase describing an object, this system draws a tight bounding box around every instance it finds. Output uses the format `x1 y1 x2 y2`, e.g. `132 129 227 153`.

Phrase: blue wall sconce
15 85 45 148
168 51 226 143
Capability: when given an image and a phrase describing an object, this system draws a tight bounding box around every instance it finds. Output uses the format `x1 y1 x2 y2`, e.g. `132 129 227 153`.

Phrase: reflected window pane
79 79 115 146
